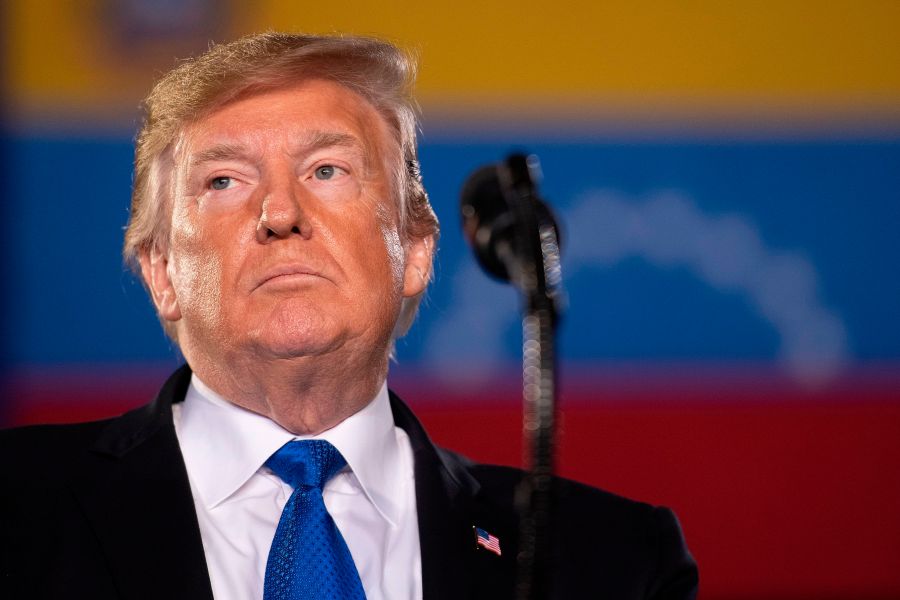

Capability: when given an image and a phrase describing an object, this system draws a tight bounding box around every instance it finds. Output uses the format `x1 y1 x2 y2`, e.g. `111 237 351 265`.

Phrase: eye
314 165 337 180
209 176 232 190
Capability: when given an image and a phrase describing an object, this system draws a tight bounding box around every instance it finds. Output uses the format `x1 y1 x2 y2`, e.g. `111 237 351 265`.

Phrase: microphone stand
460 154 563 599
502 156 562 600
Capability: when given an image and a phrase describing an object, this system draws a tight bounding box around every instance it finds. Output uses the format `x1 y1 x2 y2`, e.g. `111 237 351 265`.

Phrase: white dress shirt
173 374 422 600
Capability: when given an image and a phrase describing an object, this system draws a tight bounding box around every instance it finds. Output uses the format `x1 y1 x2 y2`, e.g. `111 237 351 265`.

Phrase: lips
254 263 327 290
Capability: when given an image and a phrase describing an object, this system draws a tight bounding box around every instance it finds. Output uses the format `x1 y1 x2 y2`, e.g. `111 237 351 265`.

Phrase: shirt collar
177 373 402 527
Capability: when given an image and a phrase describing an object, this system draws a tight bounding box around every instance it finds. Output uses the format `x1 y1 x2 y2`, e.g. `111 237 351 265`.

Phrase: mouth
254 264 326 291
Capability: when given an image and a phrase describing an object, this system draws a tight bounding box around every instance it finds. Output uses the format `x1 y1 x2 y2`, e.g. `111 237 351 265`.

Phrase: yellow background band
5 1 900 120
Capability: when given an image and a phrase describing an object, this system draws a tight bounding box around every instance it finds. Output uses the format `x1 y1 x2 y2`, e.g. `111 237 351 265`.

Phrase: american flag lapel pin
473 526 502 556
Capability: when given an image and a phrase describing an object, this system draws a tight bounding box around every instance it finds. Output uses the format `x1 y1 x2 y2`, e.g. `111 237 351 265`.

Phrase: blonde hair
123 32 439 340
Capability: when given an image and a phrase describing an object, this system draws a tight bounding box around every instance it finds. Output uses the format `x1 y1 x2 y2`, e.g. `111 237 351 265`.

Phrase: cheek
329 198 405 292
168 214 226 323
368 200 404 287
380 219 405 287
171 248 224 326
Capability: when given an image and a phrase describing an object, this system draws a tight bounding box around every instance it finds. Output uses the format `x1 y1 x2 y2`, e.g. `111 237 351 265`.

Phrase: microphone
459 153 562 295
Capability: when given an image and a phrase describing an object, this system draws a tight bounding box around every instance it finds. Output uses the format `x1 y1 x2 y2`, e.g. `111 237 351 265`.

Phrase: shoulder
438 448 699 599
440 445 665 522
0 420 113 488
0 419 112 449
2 365 190 482
0 382 174 489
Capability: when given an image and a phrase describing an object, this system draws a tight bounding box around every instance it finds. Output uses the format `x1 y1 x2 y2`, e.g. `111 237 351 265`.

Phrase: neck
182 342 389 435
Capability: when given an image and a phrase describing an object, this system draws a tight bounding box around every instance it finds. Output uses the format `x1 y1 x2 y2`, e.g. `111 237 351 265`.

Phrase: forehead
177 79 394 161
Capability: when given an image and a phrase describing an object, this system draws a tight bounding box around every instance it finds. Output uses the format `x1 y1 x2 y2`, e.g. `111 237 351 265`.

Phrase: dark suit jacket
2 365 698 599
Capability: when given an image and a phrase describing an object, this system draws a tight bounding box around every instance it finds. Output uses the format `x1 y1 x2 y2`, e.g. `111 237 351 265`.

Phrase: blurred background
2 1 899 598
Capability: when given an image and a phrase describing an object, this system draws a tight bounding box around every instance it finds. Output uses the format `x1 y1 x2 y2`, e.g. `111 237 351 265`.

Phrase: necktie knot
265 439 347 490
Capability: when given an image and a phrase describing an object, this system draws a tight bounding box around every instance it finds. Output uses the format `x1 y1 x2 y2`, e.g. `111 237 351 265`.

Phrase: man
1 33 697 599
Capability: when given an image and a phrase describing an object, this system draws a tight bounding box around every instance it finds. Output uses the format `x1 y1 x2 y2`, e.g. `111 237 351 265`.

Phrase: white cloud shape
426 189 849 386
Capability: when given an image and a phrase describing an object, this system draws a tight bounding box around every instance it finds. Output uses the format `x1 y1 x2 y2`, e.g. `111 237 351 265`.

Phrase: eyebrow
189 144 250 167
304 131 360 153
188 131 362 169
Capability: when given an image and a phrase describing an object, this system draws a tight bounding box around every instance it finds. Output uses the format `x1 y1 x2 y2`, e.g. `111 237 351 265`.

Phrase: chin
255 325 339 359
248 304 344 358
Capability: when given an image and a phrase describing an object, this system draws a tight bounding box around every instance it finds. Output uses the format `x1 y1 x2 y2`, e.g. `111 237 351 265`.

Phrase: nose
256 175 313 243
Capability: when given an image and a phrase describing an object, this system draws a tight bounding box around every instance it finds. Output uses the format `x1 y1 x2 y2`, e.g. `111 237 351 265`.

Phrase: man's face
143 80 430 367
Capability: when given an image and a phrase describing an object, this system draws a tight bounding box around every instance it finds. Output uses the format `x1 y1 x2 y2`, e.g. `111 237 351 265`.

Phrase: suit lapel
69 365 214 600
390 392 518 600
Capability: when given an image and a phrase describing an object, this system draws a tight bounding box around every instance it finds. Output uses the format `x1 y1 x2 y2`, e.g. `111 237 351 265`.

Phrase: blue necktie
263 440 367 600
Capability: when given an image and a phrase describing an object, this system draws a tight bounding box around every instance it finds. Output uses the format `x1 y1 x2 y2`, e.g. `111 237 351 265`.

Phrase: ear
402 234 434 298
138 247 182 322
